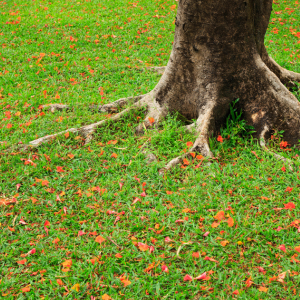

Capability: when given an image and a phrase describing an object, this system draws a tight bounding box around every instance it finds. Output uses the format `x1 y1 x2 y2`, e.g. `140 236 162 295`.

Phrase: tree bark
146 0 300 150
19 0 300 170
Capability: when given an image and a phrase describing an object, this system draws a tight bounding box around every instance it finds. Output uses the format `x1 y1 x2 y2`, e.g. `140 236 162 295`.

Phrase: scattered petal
183 274 193 281
279 244 286 253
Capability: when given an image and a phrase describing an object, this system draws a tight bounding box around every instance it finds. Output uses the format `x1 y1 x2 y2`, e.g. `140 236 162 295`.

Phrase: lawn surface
1 0 300 299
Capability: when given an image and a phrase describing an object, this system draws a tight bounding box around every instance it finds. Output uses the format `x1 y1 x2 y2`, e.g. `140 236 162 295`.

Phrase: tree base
10 53 300 173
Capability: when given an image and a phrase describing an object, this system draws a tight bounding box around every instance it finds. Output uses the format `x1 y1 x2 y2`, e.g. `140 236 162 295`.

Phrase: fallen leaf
17 259 27 265
53 237 60 244
95 235 106 244
295 246 300 253
56 166 64 173
258 286 268 292
165 236 172 243
148 117 155 124
211 221 220 228
56 279 64 286
245 276 253 288
120 276 131 287
102 294 112 300
21 286 30 292
277 271 286 283
214 211 225 221
284 202 296 210
227 217 234 227
71 283 80 292
204 256 219 263
220 240 229 247
138 242 149 252
62 259 72 268
195 272 208 280
279 244 286 253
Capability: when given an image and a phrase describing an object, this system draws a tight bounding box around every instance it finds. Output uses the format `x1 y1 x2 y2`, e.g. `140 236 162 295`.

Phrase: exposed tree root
135 91 168 134
96 94 148 113
262 47 300 88
159 103 215 175
19 106 138 151
17 91 166 151
259 126 294 171
41 95 148 116
41 103 71 113
147 66 166 75
143 151 158 165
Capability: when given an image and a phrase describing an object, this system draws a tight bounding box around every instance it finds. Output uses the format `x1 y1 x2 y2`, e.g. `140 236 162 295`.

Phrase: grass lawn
1 0 300 299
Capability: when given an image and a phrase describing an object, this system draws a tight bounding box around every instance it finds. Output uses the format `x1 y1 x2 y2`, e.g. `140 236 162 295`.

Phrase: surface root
263 47 300 88
260 130 294 171
19 106 139 151
41 103 70 113
146 66 166 75
96 94 148 113
159 104 215 174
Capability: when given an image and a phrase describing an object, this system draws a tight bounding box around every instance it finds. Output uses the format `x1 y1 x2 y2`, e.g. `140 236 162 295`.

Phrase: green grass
1 0 300 299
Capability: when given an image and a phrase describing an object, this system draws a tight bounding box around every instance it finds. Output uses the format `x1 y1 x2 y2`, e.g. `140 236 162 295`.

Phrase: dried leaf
227 217 234 227
258 286 268 292
120 276 131 287
138 242 149 252
211 221 220 228
17 259 27 265
21 286 30 292
295 246 300 253
71 283 80 292
53 237 60 244
220 240 229 247
214 211 225 221
95 235 106 244
56 279 63 286
62 259 72 268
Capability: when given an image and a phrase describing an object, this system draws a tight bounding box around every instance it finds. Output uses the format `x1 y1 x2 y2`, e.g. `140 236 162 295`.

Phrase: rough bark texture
19 0 300 172
150 0 300 151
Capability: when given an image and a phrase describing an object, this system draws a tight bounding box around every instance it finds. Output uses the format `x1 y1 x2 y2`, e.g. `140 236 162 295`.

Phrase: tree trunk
146 0 300 152
20 0 300 171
